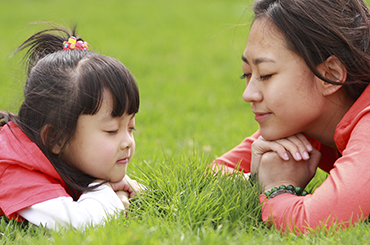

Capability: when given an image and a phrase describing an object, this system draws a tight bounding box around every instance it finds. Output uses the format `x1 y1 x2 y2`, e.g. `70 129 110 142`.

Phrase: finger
274 137 306 161
121 196 130 210
116 190 130 208
286 134 313 160
123 175 140 192
121 176 135 192
294 133 313 152
129 182 141 197
307 148 321 177
252 139 290 161
116 190 130 198
275 134 312 161
123 176 143 196
110 177 131 192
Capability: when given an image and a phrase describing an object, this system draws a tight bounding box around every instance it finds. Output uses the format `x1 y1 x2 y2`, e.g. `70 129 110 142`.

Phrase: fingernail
303 151 310 160
295 152 302 160
283 153 289 160
306 144 313 152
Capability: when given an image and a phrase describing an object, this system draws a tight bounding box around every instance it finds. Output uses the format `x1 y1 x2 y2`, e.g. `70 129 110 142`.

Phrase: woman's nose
242 79 263 103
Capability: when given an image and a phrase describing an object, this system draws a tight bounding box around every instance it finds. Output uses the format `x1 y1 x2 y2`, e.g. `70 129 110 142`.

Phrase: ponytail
14 23 80 76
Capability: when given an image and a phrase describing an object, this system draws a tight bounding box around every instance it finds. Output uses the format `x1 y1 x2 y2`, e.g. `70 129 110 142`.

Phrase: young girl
212 0 370 233
0 24 142 230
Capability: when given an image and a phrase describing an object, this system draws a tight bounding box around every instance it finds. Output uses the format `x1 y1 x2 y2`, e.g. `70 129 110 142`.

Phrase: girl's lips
254 113 271 122
116 158 129 164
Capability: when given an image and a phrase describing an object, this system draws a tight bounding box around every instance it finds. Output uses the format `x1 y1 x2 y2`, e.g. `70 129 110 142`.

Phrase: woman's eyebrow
242 55 275 65
242 55 248 63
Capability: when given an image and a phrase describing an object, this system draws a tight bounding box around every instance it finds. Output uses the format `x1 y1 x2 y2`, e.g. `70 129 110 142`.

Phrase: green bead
264 191 271 196
295 186 303 195
279 185 287 190
286 185 295 191
301 190 308 196
270 187 278 193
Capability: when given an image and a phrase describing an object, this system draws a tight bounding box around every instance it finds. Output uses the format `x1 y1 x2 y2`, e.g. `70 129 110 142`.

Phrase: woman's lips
254 112 271 122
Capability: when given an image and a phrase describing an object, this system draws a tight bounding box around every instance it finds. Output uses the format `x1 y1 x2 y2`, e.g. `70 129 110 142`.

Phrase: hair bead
63 36 89 51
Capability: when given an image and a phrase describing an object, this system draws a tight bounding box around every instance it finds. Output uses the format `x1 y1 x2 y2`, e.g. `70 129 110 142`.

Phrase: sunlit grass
1 0 370 244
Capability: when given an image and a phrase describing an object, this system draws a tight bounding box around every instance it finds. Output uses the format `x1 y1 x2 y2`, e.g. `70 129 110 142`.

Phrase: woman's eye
240 74 250 79
259 75 272 81
129 127 137 132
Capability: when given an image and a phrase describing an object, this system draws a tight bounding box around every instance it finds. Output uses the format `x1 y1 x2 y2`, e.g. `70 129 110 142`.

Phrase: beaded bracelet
264 185 308 199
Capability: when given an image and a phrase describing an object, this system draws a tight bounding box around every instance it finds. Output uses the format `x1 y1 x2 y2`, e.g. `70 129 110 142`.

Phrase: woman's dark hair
0 24 139 198
252 0 370 100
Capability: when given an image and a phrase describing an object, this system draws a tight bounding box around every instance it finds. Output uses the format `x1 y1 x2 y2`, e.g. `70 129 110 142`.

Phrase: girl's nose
242 79 263 103
120 131 133 150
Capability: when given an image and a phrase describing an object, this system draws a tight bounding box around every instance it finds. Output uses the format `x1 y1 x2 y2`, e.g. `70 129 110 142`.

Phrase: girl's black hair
1 23 139 198
253 0 370 101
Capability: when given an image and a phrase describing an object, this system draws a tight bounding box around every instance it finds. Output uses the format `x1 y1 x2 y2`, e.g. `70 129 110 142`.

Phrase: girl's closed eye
106 130 118 134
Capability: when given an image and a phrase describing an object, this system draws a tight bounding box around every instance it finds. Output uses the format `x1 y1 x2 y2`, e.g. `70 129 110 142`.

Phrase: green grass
1 0 370 244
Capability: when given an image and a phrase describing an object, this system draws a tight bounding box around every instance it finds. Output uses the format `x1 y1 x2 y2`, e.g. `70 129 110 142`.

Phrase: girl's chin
110 174 127 183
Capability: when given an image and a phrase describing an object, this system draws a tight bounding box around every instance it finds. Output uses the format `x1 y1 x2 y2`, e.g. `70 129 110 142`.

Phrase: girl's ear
317 55 347 96
40 125 63 154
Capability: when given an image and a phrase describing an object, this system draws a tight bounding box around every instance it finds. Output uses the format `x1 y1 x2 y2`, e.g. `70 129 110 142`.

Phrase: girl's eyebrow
242 55 275 65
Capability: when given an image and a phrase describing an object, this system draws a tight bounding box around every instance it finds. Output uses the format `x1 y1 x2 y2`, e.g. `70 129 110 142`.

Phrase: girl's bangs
77 55 139 117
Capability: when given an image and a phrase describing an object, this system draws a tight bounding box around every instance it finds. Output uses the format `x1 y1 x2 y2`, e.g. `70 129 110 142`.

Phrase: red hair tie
63 36 89 51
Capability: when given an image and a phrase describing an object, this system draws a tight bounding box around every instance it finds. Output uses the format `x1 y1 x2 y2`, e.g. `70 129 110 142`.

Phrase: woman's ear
40 125 63 154
317 55 347 96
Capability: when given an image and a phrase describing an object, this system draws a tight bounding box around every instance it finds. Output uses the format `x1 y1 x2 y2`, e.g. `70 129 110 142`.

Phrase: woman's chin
260 130 288 141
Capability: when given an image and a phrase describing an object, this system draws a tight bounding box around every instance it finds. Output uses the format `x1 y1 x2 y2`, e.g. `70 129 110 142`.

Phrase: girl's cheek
99 144 116 156
90 140 115 159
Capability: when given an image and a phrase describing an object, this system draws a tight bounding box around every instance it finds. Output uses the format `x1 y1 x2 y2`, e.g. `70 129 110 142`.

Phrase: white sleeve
18 184 125 230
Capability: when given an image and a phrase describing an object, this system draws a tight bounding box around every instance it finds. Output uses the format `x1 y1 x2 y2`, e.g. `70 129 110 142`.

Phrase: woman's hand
257 148 321 193
251 133 313 175
109 175 143 199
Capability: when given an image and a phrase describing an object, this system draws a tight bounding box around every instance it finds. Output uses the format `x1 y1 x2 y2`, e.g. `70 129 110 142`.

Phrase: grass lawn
1 0 370 244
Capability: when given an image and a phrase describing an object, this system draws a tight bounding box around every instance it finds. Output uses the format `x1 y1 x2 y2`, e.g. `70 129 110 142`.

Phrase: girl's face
242 19 326 140
61 92 136 182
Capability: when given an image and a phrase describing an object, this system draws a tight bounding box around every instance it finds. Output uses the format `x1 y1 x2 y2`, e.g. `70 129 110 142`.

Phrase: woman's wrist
262 180 302 193
264 184 308 199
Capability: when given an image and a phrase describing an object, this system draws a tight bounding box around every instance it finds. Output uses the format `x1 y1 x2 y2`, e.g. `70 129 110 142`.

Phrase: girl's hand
257 148 321 193
115 190 130 210
109 175 143 199
251 133 313 175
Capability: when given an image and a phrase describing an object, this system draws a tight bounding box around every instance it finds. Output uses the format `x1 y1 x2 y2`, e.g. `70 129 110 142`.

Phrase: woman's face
242 19 326 140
